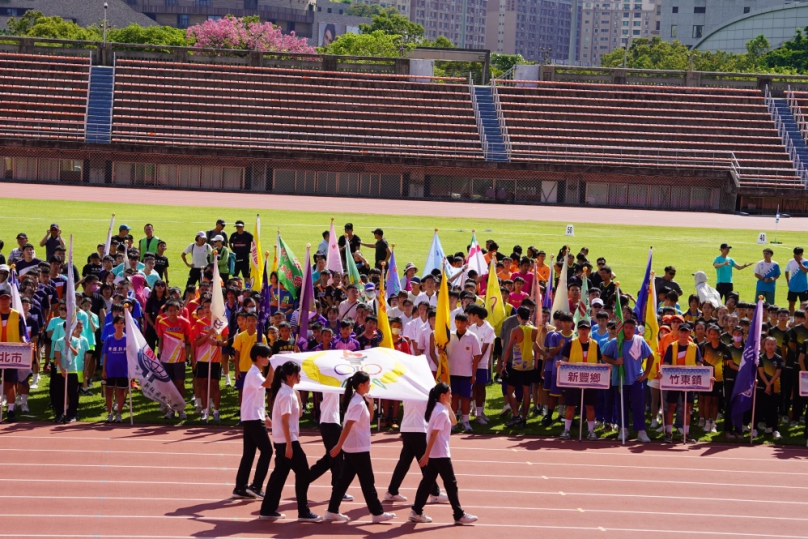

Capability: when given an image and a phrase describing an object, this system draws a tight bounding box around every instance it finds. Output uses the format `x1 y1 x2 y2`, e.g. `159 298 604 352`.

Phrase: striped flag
466 231 488 276
325 219 343 275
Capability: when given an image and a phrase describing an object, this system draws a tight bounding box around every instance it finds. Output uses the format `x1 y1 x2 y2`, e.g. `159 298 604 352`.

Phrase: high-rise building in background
410 0 488 48
484 0 579 62
579 0 661 64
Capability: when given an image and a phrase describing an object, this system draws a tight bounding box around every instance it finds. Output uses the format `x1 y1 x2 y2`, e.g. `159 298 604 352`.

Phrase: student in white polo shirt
232 343 273 500
308 391 354 502
443 312 482 433
467 304 495 425
260 361 322 522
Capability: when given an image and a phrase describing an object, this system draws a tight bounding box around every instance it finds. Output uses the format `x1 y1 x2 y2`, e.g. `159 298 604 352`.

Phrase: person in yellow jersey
1 289 31 423
660 323 704 444
499 306 539 428
756 336 783 440
559 319 603 440
233 311 266 410
699 325 730 434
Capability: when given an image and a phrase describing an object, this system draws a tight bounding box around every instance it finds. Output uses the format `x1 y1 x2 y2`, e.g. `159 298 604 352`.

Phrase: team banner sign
0 342 33 369
556 363 611 390
800 371 808 398
271 348 434 401
660 365 714 392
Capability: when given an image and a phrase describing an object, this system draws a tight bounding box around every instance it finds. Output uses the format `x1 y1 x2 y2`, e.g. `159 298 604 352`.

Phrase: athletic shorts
474 367 490 385
563 387 597 406
709 381 724 398
162 362 186 382
235 373 245 390
195 362 222 380
543 367 561 396
506 367 536 389
106 376 129 389
493 339 502 357
666 390 695 404
222 345 234 356
787 290 808 303
1 369 19 384
450 375 472 399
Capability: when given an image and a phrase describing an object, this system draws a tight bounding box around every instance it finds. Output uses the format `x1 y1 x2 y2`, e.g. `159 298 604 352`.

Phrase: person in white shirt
325 371 395 523
233 343 273 500
338 284 361 321
259 361 322 522
384 399 447 504
308 391 354 502
443 313 482 432
415 274 438 308
403 301 429 348
409 383 477 526
467 304 495 425
181 231 213 287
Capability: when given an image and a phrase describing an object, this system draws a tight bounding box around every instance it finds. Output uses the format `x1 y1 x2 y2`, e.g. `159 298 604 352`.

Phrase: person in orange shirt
157 299 193 419
192 296 229 422
497 259 512 281
658 315 688 357
535 251 551 285
484 241 499 265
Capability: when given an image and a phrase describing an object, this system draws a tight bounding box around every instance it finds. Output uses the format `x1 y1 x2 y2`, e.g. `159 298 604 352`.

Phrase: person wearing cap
360 229 391 270
559 319 603 440
206 219 227 245
1 287 31 423
212 235 232 282
116 224 132 244
228 220 253 280
182 232 214 287
400 263 418 292
138 224 161 261
363 283 379 315
39 223 65 261
713 244 752 302
660 322 704 443
337 224 361 269
654 266 683 297
602 318 655 443
752 248 781 305
7 233 31 266
785 247 808 316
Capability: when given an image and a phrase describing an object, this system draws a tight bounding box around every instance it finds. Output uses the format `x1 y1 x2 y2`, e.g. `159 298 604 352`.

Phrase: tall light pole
103 2 108 43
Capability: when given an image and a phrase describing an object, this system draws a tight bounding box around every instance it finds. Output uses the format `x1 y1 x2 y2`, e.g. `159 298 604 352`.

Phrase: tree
319 30 413 57
490 52 528 77
186 15 315 53
6 10 101 41
761 28 808 72
346 4 399 17
108 24 189 47
359 10 424 44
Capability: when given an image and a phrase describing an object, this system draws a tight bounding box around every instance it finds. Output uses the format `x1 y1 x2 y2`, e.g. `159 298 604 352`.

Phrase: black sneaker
541 415 553 427
232 488 257 499
246 485 265 498
53 414 64 424
259 511 285 520
298 511 323 523
663 434 674 443
685 436 698 444
4 409 15 423
505 416 523 427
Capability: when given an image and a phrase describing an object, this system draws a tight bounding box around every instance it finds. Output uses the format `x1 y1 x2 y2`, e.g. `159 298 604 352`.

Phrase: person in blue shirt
713 243 752 302
785 246 808 316
602 318 655 443
754 248 781 305
102 316 128 423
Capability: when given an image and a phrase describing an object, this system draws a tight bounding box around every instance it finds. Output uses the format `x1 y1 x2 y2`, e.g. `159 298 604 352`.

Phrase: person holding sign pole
756 337 783 440
660 323 704 444
0 288 28 423
560 319 603 440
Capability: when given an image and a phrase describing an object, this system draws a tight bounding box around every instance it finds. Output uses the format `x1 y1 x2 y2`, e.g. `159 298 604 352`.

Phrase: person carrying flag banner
249 215 263 291
466 230 488 277
644 271 663 429
325 219 343 278
8 267 32 411
634 248 653 325
730 296 764 443
195 254 229 423
484 258 506 335
385 247 401 298
434 268 451 384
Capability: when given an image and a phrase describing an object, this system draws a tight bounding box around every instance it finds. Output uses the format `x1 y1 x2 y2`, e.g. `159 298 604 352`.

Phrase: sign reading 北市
660 365 714 392
556 363 611 390
0 342 32 369
800 371 808 398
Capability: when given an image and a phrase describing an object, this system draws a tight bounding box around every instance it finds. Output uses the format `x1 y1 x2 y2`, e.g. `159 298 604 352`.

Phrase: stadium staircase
85 66 115 144
471 84 509 162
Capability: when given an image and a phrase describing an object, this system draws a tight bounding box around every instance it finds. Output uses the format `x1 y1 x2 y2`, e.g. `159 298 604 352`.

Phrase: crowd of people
0 221 807 453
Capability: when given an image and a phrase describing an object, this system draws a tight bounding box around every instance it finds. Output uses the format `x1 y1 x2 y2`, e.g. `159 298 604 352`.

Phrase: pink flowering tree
187 15 315 53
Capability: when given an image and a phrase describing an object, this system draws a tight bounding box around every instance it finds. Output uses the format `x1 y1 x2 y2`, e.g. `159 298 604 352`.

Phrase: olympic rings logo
333 363 383 376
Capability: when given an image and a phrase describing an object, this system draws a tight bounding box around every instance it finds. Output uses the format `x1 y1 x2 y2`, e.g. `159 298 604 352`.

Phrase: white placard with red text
556 363 611 390
659 365 713 392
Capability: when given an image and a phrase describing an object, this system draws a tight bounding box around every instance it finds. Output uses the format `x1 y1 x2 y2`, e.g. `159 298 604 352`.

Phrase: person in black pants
233 344 273 499
385 400 443 503
308 392 354 501
259 361 321 522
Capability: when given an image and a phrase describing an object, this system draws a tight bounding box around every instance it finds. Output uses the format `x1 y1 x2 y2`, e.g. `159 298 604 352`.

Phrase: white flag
9 270 32 380
103 214 115 257
551 251 569 318
325 220 343 274
125 310 185 411
210 254 228 335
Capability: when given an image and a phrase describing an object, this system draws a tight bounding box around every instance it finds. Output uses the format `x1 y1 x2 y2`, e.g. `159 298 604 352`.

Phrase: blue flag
634 248 652 325
296 246 316 344
543 264 554 310
386 249 401 297
730 298 763 431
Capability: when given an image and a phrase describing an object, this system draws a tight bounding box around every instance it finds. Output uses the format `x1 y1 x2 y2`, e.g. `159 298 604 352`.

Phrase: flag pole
579 389 584 442
63 348 69 421
749 379 758 445
683 391 688 446
128 375 134 426
619 371 625 445
0 370 4 423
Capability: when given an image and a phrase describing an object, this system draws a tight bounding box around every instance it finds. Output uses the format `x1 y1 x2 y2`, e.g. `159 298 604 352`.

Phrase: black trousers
723 379 737 433
327 451 384 516
53 373 80 418
145 325 159 352
309 422 343 487
235 420 273 491
758 390 781 430
780 368 796 418
387 432 440 497
186 267 203 287
716 282 733 302
262 441 312 517
412 458 464 521
233 259 250 279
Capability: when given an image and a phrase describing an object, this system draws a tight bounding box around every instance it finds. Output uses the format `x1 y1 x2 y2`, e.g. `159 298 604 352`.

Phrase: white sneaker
226 374 232 387
372 512 396 523
461 421 473 433
384 492 407 502
620 428 630 440
709 422 718 433
21 404 29 413
650 419 659 429
115 414 122 423
342 493 354 501
30 381 39 390
14 395 22 406
194 403 203 415
637 430 651 443
408 510 432 523
324 511 349 522
429 493 449 504
773 431 782 440
594 420 604 428
113 403 118 413
455 513 478 525
164 410 175 420
179 411 187 420
105 413 114 423
475 415 489 425
500 403 511 416
655 425 665 434
213 410 220 423
200 410 209 422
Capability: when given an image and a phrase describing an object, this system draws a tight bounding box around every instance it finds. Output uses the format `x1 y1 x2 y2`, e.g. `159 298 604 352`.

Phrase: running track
1 424 807 539
2 182 806 231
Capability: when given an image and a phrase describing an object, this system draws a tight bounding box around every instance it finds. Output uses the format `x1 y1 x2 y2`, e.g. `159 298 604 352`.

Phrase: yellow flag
644 273 661 378
249 215 263 291
434 268 451 383
485 258 506 334
377 266 394 349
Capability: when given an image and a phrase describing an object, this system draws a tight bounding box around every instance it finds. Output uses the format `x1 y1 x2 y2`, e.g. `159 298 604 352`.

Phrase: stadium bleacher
0 52 90 142
111 59 484 160
494 80 803 189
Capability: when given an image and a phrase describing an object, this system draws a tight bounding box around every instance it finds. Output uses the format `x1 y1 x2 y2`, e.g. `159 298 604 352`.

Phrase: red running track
1 423 807 539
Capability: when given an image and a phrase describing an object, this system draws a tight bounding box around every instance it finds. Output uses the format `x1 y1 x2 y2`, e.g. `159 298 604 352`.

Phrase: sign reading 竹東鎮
800 371 808 398
0 342 32 369
556 363 611 390
659 365 714 392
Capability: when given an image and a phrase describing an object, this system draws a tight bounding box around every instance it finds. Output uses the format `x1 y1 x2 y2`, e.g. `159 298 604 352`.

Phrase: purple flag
730 298 763 431
296 245 316 347
257 258 271 338
634 248 652 325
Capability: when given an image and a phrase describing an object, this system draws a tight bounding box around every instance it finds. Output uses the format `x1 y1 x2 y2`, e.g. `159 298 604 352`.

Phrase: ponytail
341 370 370 413
424 382 450 421
269 361 300 407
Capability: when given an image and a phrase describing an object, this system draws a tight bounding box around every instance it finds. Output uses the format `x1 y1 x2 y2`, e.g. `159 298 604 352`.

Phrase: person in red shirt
192 296 229 422
156 299 192 419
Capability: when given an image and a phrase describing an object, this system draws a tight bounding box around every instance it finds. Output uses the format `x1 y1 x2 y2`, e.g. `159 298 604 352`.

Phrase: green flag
573 274 590 328
276 234 304 299
345 246 363 293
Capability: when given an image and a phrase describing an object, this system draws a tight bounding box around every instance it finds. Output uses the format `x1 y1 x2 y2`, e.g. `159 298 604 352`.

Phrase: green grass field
0 197 803 303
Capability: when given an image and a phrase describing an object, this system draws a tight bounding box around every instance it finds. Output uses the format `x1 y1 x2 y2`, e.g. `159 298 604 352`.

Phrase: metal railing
786 85 808 142
469 74 489 159
766 84 808 186
489 76 512 160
